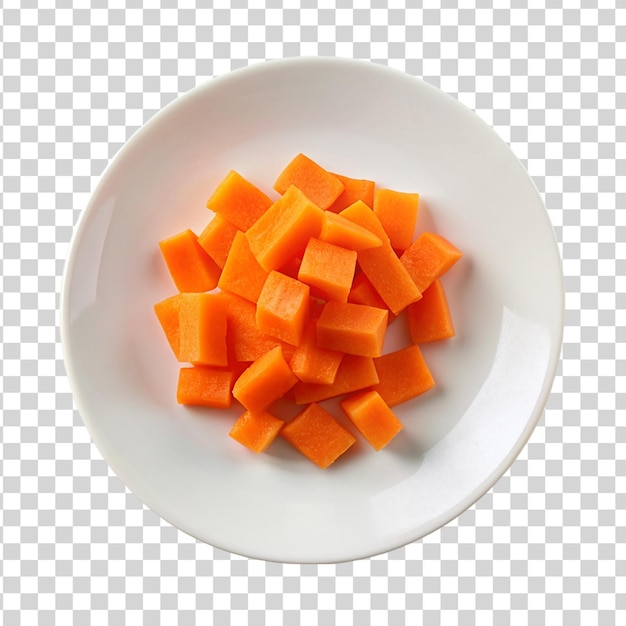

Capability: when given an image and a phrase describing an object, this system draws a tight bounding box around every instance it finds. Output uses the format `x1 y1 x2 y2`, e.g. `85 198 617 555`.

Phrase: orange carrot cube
339 200 389 241
297 238 357 303
316 301 388 358
218 231 269 303
274 153 345 210
178 293 229 366
328 173 376 212
373 345 435 407
206 170 273 231
229 409 285 453
177 366 234 408
281 403 356 468
233 345 298 412
246 185 325 271
406 279 455 343
159 229 221 293
400 232 462 293
197 215 240 268
154 293 183 359
256 271 310 346
373 188 419 251
340 390 403 450
319 211 382 251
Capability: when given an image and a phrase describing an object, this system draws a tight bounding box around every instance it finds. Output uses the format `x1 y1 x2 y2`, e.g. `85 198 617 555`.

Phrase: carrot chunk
274 153 344 210
297 238 357 303
340 390 403 450
319 211 382 251
159 229 221 293
154 293 184 359
178 293 228 366
400 232 462 293
218 231 269 303
289 319 344 385
177 366 234 408
328 173 376 212
373 188 419 251
316 301 388 358
246 185 325 272
232 346 298 412
256 271 310 346
197 215 240 268
229 409 284 453
406 279 455 343
293 354 379 405
206 170 273 231
339 200 389 241
372 345 435 407
281 403 356 468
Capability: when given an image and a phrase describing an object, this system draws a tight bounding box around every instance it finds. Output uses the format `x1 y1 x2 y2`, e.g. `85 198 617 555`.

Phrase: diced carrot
316 301 388 358
319 211 382 251
293 354 379 404
154 293 183 359
372 345 435 407
246 185 325 271
340 390 403 450
279 256 302 279
206 170 273 231
159 229 221 293
274 153 344 210
373 188 419 251
328 173 376 212
232 345 298 412
256 271 310 346
281 403 356 469
297 238 357 303
177 366 234 408
178 293 228 366
339 200 389 241
400 232 462 293
406 279 455 343
218 231 269 303
348 273 396 324
197 215 240 268
223 292 291 363
229 409 284 453
289 319 344 385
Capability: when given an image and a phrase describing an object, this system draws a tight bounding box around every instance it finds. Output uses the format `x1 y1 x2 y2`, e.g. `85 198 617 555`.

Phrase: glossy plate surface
61 58 564 563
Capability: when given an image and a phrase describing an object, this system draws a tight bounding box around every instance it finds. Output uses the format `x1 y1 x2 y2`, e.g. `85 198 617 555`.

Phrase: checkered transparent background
1 2 624 624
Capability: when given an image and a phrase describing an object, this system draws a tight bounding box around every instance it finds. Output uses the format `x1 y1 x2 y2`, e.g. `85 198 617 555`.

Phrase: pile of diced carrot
155 153 462 468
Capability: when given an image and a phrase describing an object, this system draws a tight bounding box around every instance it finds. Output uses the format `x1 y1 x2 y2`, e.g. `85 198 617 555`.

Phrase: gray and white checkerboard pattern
1 3 623 624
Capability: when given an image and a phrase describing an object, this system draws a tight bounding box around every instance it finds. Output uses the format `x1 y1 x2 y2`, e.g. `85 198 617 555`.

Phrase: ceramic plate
61 58 564 563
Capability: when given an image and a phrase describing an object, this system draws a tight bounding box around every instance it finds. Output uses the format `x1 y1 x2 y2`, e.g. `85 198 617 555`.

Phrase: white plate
61 58 564 563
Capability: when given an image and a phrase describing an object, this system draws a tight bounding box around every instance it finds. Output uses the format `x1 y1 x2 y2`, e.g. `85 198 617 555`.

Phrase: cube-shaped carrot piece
297 238 357 303
281 403 356 469
328 173 376 212
274 153 345 210
229 409 284 453
400 232 462 293
246 185 325 272
178 293 228 366
232 345 298 411
154 293 183 359
348 273 396 324
218 231 269 303
177 366 234 408
373 345 435 407
373 188 419 251
197 215 240 268
206 170 273 231
224 293 293 363
158 229 221 293
293 354 379 405
406 279 455 343
256 271 310 346
316 301 388 358
289 319 344 385
319 212 382 251
340 390 403 450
